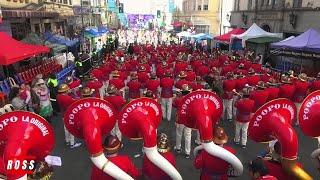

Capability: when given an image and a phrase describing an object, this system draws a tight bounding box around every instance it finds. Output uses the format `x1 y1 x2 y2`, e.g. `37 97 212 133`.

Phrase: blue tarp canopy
84 28 101 37
44 32 79 47
98 26 108 34
84 27 108 37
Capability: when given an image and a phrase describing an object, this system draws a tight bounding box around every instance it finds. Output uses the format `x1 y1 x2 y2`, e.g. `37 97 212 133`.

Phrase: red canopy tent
0 32 50 65
214 28 245 43
171 21 183 27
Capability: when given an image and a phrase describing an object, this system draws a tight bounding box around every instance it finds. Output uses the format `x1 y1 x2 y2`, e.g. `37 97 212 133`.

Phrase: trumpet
245 84 256 90
232 89 243 97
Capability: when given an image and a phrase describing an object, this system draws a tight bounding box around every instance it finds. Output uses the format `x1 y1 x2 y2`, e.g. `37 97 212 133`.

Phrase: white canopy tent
231 23 283 47
177 31 193 38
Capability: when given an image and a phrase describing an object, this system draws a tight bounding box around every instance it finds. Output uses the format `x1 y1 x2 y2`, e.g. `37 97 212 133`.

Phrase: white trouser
268 139 278 151
111 121 122 141
232 95 239 119
234 121 249 145
294 102 302 125
161 98 173 121
223 99 233 120
175 123 192 155
152 64 156 74
64 125 75 145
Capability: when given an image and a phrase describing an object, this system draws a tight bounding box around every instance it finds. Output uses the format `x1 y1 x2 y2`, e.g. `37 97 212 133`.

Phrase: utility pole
220 0 223 35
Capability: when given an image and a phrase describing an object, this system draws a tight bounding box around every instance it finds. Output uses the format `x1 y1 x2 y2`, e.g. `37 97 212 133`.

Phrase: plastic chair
0 108 5 115
7 77 18 88
3 104 13 113
0 92 6 107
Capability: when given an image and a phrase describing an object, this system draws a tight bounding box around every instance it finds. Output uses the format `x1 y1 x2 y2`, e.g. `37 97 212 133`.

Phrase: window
237 0 240 10
195 25 210 34
293 0 302 8
44 23 51 33
261 0 264 7
198 5 201 10
34 24 41 34
63 0 67 4
203 0 208 10
248 0 252 10
69 0 72 5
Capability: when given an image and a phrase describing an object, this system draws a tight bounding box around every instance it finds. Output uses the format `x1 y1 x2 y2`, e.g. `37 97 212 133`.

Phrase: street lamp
289 11 297 29
242 12 248 25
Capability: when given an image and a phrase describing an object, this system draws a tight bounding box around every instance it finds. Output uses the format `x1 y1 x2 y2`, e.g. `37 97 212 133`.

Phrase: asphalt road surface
50 108 319 180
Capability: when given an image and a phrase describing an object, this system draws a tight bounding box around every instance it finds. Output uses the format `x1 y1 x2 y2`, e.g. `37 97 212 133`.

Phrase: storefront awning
2 9 59 18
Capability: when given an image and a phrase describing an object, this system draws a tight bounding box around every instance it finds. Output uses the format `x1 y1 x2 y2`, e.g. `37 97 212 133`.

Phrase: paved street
50 108 319 180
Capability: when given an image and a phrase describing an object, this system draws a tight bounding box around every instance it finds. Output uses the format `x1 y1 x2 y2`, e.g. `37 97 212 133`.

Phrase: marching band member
127 73 142 101
142 133 176 180
222 73 236 122
194 127 236 180
175 71 191 89
86 77 103 98
160 71 174 121
137 66 150 90
265 78 280 101
104 85 126 141
173 84 193 159
234 88 255 148
249 158 277 180
145 73 160 99
249 81 269 112
262 142 304 180
143 90 158 101
310 72 320 92
56 84 82 148
247 68 261 86
91 135 140 180
292 73 309 125
186 65 196 81
279 75 296 100
109 70 125 98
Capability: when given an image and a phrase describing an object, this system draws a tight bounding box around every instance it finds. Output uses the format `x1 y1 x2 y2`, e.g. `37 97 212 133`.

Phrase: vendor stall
231 23 283 61
270 28 320 75
44 32 79 55
22 33 67 55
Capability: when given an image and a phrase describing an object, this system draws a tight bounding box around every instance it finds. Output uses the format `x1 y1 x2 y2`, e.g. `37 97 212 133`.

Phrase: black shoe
241 145 246 149
184 154 190 159
228 119 233 122
174 147 181 154
234 141 240 145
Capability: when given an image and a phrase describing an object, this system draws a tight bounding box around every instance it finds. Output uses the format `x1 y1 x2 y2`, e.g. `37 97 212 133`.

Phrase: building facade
0 0 74 39
174 0 233 35
231 0 320 36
